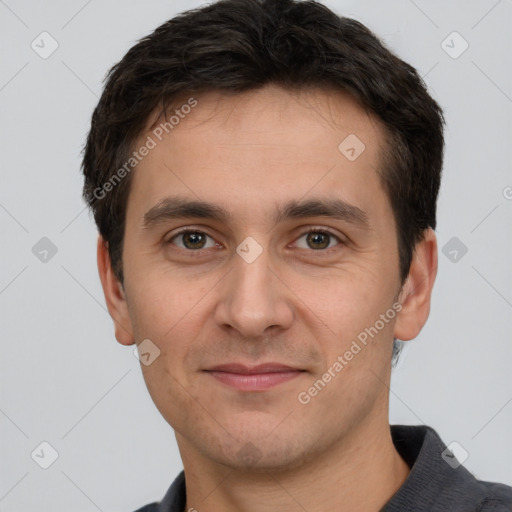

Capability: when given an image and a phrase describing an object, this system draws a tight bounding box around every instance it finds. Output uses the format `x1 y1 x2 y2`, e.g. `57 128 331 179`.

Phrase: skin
98 84 437 511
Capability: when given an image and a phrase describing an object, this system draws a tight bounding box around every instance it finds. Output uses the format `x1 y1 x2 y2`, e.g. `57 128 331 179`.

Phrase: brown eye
170 230 216 250
306 232 330 249
295 230 341 250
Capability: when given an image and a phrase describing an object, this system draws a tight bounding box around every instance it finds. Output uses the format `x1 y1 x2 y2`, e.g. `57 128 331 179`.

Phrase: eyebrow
142 196 370 230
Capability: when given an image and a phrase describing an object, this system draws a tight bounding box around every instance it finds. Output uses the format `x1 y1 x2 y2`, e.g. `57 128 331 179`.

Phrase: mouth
203 363 306 391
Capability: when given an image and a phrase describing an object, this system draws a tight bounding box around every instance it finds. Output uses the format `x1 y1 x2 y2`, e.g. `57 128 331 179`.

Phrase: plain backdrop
1 0 511 510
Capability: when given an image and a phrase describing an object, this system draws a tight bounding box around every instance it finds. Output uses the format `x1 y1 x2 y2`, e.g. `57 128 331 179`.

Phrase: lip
207 363 300 374
204 363 305 391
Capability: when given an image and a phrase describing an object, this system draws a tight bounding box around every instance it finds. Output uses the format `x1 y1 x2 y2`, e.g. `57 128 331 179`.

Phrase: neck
179 419 410 512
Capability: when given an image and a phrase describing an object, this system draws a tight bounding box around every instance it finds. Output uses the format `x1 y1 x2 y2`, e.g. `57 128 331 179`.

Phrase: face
103 85 424 472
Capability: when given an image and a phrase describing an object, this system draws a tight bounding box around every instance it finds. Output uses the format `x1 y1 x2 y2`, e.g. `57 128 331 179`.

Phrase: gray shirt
134 425 512 511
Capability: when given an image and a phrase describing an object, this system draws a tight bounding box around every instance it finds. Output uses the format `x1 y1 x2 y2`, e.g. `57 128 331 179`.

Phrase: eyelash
167 227 344 253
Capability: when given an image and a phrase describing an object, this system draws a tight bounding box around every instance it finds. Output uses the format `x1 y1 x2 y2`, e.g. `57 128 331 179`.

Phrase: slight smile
204 363 307 391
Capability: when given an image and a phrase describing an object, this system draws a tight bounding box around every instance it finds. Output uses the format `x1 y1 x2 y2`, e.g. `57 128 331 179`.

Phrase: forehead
128 85 391 228
147 85 382 151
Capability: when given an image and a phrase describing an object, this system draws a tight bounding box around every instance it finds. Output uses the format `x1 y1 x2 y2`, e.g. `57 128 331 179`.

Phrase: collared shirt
134 425 512 511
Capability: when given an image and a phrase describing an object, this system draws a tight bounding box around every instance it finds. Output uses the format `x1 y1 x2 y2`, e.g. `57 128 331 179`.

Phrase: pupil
184 232 205 249
307 232 329 249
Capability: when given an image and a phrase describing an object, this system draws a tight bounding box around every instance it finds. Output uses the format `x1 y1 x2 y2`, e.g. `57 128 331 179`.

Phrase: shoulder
386 425 512 512
132 503 159 512
130 470 186 512
474 480 512 511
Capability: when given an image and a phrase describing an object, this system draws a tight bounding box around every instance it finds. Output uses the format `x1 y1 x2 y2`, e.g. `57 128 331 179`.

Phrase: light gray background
1 0 511 510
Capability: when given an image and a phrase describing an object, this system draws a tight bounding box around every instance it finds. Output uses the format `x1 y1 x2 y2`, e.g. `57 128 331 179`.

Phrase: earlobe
393 229 438 342
97 236 135 346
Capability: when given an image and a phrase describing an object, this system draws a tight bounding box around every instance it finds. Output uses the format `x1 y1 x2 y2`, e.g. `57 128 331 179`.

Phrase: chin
199 425 318 474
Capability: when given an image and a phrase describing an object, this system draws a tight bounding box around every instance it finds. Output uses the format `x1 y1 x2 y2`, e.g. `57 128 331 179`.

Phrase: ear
97 236 135 346
394 228 438 341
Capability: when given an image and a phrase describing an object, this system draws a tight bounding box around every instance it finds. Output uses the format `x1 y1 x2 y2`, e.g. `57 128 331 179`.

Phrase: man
81 0 512 510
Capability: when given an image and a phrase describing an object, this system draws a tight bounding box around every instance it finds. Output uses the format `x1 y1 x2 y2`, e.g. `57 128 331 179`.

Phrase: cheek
128 274 218 382
125 260 213 335
296 270 398 371
302 267 392 323
133 296 206 419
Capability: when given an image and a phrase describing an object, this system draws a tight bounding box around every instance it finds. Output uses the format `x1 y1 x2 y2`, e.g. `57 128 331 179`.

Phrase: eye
294 230 342 250
169 230 217 250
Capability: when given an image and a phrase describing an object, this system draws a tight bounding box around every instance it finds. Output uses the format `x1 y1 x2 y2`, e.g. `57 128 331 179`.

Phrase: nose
213 245 294 338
